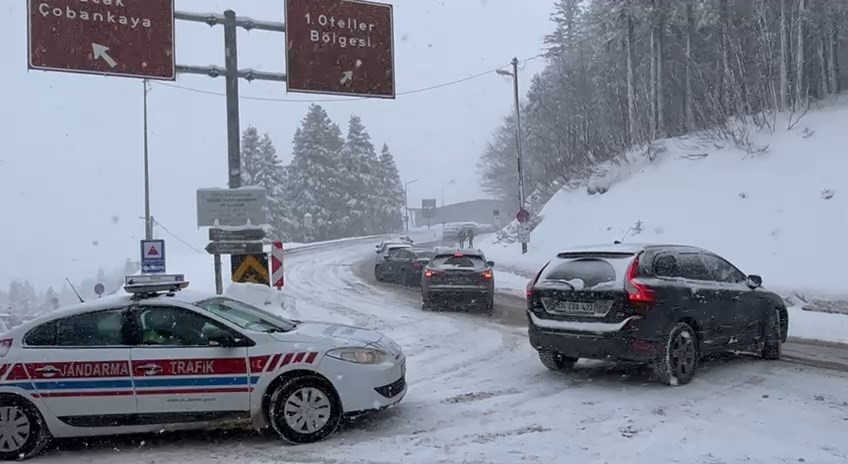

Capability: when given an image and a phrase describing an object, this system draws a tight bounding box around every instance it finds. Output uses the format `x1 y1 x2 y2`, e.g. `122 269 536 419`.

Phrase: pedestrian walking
457 228 467 248
467 227 475 248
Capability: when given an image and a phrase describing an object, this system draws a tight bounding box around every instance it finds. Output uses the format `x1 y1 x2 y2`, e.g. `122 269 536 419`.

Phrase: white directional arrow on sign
340 71 353 85
92 43 117 68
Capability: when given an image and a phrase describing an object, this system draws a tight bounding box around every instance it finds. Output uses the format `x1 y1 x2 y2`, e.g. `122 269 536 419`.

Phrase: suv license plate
553 301 594 314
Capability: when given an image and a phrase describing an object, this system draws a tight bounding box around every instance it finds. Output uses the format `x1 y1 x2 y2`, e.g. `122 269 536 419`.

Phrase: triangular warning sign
147 246 160 257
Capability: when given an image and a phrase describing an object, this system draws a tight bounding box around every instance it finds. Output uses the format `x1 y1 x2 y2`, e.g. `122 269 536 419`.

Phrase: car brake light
481 270 493 280
453 252 464 257
0 339 13 357
525 281 533 298
625 256 655 304
425 270 440 279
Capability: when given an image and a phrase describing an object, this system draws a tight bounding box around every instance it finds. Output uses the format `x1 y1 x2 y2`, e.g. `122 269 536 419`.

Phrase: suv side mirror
208 330 237 348
487 260 495 267
746 275 763 289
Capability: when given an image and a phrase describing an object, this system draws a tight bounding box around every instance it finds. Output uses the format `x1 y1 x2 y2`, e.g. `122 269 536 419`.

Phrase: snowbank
484 99 848 299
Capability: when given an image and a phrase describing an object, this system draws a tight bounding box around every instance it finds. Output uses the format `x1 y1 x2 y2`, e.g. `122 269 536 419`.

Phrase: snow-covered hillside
485 98 848 299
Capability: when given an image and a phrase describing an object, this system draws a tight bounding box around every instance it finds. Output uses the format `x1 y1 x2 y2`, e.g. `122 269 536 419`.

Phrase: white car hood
272 321 383 346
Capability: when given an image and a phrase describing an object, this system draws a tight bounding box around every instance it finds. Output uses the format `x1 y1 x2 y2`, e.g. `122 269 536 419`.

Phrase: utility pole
143 79 152 240
404 179 418 233
174 9 286 294
497 58 527 254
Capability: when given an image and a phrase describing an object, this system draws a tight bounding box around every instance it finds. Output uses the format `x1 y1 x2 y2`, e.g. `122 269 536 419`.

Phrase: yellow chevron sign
231 253 269 286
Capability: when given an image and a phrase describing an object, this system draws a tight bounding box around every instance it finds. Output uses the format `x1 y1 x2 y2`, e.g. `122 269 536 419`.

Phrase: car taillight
526 263 548 299
481 270 493 280
625 255 655 304
425 270 440 279
0 339 13 357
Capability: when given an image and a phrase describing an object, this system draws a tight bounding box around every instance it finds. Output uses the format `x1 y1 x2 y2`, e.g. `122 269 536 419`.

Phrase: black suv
376 247 435 286
421 249 495 313
526 243 788 386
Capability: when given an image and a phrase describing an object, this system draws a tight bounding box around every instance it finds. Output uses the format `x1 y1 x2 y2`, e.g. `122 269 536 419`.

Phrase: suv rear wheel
538 350 577 371
761 308 782 360
652 322 698 386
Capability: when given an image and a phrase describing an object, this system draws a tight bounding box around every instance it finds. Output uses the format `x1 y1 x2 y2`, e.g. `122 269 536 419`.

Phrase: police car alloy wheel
268 376 342 444
0 398 49 461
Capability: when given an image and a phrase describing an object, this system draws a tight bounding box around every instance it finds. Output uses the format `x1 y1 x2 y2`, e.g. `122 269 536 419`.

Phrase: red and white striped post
271 241 285 290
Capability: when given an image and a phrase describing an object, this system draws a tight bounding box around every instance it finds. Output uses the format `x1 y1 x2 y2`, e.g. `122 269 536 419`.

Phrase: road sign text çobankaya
28 0 175 79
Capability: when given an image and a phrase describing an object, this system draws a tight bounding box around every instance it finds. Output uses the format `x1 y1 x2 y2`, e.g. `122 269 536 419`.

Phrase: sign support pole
143 79 153 241
174 9 286 294
224 10 242 191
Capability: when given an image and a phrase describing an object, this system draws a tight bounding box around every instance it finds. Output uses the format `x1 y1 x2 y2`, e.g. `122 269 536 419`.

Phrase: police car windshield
195 297 296 333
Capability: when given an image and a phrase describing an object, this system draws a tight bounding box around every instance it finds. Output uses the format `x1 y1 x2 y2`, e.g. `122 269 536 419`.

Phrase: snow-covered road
33 242 848 464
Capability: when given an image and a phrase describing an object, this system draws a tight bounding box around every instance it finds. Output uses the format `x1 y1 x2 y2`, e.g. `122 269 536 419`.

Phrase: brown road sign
231 254 270 286
285 0 395 98
27 0 176 80
209 228 266 242
205 242 264 256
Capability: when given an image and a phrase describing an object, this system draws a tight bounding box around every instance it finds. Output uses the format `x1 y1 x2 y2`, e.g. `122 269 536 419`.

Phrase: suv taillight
526 262 549 300
481 270 493 280
625 255 656 305
425 270 441 279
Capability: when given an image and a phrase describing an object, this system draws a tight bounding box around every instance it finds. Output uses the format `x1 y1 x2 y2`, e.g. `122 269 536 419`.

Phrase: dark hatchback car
421 249 495 313
526 243 788 386
376 247 435 286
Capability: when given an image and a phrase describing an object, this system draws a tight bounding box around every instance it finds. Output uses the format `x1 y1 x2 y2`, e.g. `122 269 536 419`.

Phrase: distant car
375 240 412 256
421 249 495 313
525 243 788 386
375 248 435 286
0 274 406 460
374 243 413 281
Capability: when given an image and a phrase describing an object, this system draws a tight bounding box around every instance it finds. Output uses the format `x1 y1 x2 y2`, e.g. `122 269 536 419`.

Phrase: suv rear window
432 255 485 269
539 252 636 290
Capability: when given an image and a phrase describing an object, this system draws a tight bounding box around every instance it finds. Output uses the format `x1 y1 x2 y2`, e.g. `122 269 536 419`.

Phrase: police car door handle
35 366 59 377
136 364 162 375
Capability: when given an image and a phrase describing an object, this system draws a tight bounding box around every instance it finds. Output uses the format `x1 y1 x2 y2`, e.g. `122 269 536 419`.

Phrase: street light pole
143 79 153 240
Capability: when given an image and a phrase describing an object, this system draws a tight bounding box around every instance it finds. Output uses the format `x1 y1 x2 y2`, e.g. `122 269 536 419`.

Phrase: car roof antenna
65 277 85 303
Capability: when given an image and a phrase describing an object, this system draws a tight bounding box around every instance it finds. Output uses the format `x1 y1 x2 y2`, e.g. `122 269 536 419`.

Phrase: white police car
0 275 406 460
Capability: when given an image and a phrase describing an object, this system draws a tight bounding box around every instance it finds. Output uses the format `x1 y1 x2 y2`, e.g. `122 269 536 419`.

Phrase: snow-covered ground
481 99 848 344
33 241 848 464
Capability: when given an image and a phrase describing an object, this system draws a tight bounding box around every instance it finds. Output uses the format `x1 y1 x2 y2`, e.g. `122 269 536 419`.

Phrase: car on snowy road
375 247 435 286
526 243 788 386
0 274 406 460
421 249 495 313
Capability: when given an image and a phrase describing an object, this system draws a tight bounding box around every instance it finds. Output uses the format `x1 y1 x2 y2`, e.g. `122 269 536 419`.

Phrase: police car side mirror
208 330 237 348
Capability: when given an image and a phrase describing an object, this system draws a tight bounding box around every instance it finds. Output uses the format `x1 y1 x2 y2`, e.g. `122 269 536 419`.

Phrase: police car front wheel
268 376 342 444
0 397 49 461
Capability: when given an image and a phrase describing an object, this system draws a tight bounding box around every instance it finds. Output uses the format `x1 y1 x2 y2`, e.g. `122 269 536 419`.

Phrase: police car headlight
326 348 386 364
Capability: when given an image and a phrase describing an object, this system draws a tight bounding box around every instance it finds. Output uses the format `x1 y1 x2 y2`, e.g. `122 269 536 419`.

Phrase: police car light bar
124 274 189 295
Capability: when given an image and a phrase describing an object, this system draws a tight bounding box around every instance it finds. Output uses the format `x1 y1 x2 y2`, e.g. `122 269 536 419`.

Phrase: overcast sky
0 0 551 289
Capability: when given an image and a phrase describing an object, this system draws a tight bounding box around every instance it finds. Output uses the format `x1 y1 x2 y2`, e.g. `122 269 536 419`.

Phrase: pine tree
374 144 405 233
240 127 295 238
284 105 346 241
339 115 381 236
42 287 59 312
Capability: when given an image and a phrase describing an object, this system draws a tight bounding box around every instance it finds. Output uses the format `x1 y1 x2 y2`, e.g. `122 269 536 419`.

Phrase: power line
152 219 206 255
151 54 545 104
